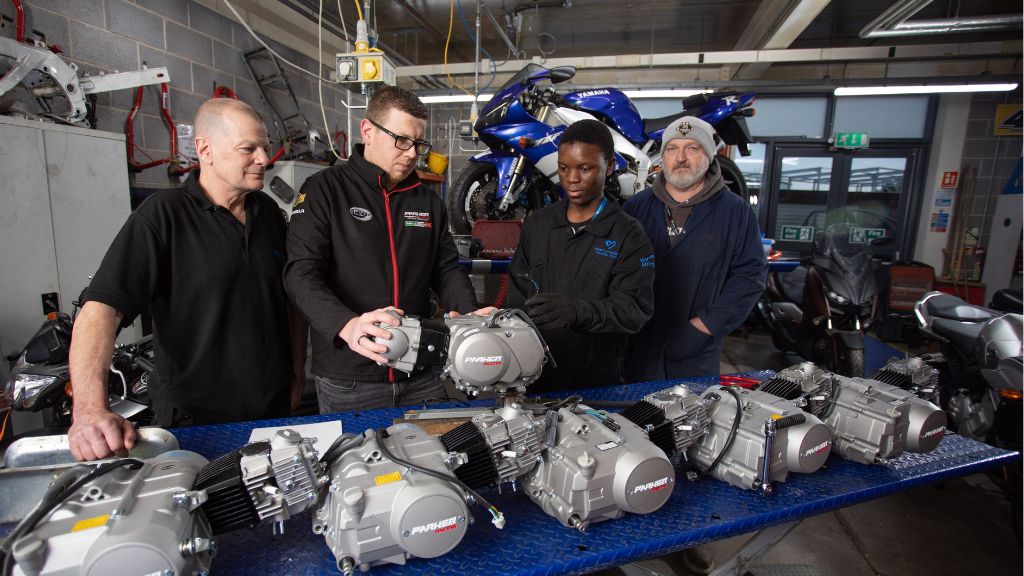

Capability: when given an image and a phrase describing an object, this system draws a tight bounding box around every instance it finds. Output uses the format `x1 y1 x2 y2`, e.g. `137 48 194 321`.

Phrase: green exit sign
781 225 815 241
834 132 870 148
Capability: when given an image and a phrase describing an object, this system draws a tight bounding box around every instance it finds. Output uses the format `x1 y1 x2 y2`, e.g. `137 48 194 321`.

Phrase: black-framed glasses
368 118 432 156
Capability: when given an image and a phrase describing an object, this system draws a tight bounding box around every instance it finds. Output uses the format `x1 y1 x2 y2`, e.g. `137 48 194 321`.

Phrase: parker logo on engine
631 476 670 494
465 355 502 366
802 440 831 458
409 515 460 536
921 426 945 439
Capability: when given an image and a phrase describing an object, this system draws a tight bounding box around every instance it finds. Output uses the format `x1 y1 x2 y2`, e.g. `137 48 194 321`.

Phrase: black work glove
526 292 577 329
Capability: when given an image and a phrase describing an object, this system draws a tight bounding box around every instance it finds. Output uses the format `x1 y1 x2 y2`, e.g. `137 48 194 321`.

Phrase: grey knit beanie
662 116 717 159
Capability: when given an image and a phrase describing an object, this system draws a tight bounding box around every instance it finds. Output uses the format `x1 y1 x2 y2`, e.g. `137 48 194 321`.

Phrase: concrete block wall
960 90 1023 279
0 0 363 185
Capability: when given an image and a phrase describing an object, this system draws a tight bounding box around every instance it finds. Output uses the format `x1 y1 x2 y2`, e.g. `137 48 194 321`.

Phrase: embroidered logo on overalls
594 239 620 259
350 207 372 221
403 211 433 228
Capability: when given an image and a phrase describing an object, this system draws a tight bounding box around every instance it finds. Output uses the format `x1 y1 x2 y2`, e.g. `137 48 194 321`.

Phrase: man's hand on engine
339 307 404 364
526 293 577 329
69 407 137 461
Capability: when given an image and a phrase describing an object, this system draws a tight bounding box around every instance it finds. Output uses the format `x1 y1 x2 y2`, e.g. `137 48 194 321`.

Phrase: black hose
702 387 743 478
492 308 557 370
2 458 143 576
375 428 497 514
320 433 363 465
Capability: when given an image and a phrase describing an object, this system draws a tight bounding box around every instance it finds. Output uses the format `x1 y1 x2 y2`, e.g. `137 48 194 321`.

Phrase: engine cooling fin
440 421 500 489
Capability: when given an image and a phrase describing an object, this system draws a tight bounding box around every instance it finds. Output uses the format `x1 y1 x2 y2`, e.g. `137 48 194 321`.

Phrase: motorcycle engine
313 425 472 574
619 384 711 456
872 357 942 407
7 452 215 576
439 404 545 488
688 386 832 494
763 363 946 463
378 309 548 397
194 428 328 534
522 405 675 531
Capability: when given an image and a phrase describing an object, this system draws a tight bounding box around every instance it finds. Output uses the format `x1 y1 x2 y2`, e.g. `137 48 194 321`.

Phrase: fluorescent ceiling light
623 89 710 99
835 83 1018 96
420 94 493 104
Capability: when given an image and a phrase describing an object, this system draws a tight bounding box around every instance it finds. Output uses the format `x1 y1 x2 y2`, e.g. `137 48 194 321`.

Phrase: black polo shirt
85 172 292 425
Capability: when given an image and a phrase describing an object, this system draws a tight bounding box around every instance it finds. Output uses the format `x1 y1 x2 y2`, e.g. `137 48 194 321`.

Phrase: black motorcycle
760 223 890 377
2 303 153 431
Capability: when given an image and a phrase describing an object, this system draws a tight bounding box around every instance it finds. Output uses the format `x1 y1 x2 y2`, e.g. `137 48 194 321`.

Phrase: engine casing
444 313 547 396
11 452 214 576
313 425 471 573
689 387 832 491
819 376 946 462
523 407 674 531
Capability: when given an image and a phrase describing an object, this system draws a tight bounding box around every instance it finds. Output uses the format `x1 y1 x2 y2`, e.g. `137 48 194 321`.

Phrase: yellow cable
444 0 473 97
352 0 363 21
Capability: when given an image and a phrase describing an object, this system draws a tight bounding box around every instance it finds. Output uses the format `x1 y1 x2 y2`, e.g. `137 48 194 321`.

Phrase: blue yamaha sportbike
448 63 756 234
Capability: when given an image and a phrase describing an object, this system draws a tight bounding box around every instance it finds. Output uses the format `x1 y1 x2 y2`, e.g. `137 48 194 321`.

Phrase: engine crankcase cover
524 407 673 530
445 312 546 395
314 425 470 572
11 451 213 576
822 376 912 464
690 387 829 490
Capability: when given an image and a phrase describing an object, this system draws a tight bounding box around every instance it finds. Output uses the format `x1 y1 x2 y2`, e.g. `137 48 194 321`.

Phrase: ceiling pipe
860 0 1022 38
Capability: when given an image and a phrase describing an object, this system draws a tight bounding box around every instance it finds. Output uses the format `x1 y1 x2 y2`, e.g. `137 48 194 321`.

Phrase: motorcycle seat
924 293 996 322
779 267 808 305
643 113 683 136
930 317 986 352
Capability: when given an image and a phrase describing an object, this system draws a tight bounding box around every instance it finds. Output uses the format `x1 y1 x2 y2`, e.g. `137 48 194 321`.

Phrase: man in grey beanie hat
624 113 766 375
623 114 767 573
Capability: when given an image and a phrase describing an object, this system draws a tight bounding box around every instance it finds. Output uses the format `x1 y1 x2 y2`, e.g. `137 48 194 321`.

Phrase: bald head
194 98 265 139
194 98 271 198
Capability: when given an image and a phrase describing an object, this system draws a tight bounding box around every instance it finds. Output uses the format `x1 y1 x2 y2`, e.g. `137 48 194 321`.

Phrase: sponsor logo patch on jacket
640 254 655 269
350 207 372 221
403 211 433 229
594 238 620 259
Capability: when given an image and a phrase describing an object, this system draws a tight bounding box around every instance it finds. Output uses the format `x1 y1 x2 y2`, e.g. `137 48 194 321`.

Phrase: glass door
768 150 841 254
765 147 919 258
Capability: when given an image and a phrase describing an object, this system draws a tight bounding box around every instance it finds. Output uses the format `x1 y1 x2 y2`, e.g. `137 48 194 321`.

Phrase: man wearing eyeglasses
284 85 489 414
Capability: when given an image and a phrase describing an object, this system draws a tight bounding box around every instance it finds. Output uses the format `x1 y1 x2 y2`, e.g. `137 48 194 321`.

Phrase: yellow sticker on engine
71 515 109 532
770 414 784 420
375 471 402 486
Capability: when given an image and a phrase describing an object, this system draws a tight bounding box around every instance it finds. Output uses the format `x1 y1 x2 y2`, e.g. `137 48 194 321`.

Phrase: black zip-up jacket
507 196 655 392
284 146 478 381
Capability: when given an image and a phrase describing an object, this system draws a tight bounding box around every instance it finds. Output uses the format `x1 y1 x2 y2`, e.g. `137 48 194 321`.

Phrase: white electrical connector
355 20 369 53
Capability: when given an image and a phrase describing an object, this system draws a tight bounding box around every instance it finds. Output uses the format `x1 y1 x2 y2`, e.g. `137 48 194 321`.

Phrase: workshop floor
594 330 1023 576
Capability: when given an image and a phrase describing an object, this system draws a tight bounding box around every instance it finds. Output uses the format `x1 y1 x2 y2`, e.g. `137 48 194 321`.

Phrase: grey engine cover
314 425 470 573
823 376 945 463
689 386 832 491
11 451 214 576
523 406 674 531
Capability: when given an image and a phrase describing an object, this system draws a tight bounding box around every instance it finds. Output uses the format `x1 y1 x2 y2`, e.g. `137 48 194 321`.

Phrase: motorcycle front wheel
836 344 865 377
447 162 528 235
718 156 749 203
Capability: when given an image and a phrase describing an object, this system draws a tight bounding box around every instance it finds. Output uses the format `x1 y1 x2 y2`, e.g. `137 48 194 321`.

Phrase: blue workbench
173 372 1017 576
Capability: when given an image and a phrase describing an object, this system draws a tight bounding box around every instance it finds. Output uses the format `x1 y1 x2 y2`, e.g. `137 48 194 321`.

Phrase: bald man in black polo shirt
68 99 307 461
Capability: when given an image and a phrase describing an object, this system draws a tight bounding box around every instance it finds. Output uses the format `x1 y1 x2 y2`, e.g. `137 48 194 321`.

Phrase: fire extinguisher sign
940 171 959 189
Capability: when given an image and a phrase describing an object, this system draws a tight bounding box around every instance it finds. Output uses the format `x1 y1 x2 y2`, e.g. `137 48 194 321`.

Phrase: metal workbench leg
708 520 802 576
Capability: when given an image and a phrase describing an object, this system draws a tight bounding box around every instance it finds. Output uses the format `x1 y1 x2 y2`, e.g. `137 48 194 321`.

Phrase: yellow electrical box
336 52 396 86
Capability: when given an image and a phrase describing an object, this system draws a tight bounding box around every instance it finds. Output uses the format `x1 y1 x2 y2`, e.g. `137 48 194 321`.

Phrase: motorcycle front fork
497 155 527 212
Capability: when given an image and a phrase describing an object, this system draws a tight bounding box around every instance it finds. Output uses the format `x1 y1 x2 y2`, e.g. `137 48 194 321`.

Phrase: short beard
664 154 710 191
